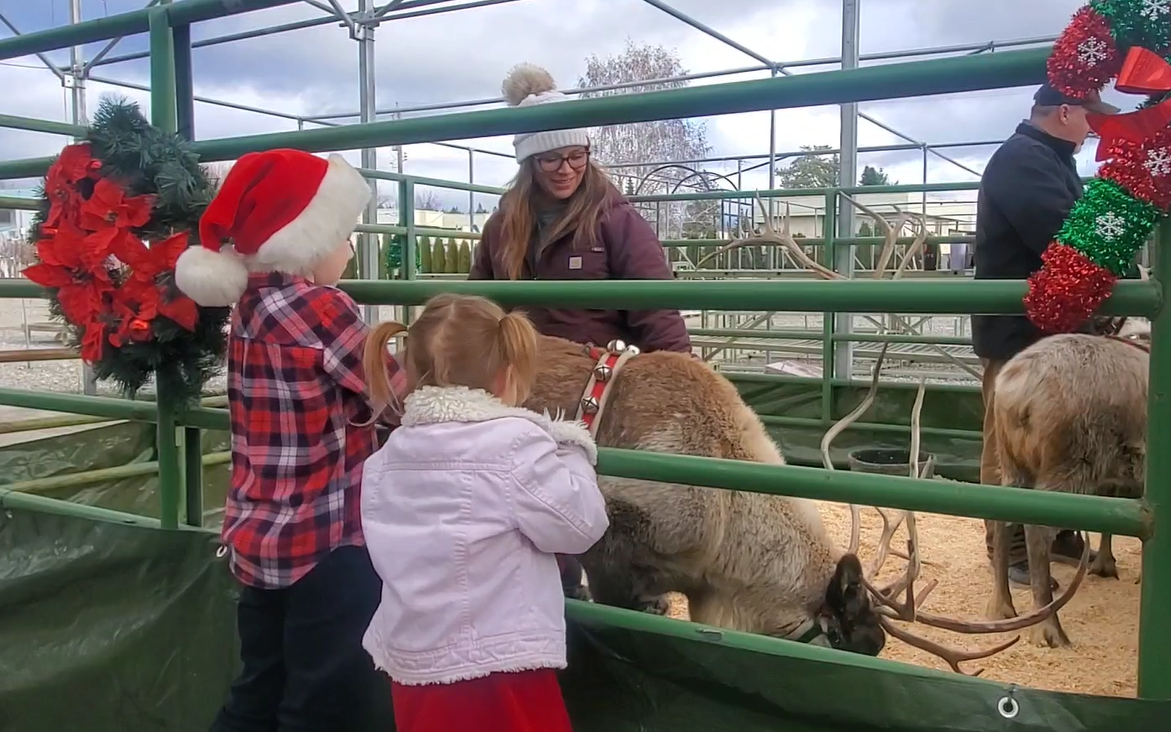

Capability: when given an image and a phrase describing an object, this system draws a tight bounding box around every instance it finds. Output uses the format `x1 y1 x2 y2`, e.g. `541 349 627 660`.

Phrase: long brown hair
495 158 618 280
363 293 539 411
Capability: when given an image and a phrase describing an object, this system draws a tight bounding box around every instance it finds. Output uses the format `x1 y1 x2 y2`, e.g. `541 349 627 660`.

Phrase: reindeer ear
825 553 869 620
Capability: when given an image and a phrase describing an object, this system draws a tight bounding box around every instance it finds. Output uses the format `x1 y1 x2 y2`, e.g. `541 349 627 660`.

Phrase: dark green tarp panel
0 507 1166 732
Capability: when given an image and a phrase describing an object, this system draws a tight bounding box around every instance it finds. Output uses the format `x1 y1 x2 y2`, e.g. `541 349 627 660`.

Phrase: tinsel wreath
1024 0 1171 333
23 95 229 405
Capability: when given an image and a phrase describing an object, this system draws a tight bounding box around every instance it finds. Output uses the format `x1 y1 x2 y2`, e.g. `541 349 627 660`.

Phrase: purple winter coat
468 189 692 354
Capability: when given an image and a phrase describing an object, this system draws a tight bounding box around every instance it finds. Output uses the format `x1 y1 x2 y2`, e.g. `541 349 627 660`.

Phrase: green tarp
0 507 1166 732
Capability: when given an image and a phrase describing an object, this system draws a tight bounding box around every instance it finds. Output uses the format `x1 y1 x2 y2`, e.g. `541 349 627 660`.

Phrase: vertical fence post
148 5 181 530
1138 218 1171 698
400 178 416 324
171 11 202 527
820 189 837 425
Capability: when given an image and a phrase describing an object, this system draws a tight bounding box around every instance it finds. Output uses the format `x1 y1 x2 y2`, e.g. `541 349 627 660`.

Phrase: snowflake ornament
1095 211 1126 241
1145 148 1171 178
1077 38 1108 67
1142 0 1169 21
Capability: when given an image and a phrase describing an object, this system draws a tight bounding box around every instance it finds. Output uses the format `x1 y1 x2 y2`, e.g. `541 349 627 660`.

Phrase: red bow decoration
1089 47 1171 160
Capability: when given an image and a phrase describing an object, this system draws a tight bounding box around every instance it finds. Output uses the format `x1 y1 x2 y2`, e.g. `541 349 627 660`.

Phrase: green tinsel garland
1091 0 1171 51
1056 178 1161 276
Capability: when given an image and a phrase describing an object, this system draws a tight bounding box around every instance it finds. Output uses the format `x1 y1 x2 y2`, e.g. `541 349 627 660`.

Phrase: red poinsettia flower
78 178 155 232
108 296 157 348
81 319 108 364
116 231 200 331
23 219 116 326
41 143 97 228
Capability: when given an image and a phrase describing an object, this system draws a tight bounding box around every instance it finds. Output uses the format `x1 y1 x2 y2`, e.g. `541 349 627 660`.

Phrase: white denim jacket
360 385 609 686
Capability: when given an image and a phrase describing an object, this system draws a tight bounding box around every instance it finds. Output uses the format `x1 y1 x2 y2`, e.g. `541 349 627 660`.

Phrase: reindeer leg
986 520 1018 621
1090 533 1119 579
1024 524 1072 648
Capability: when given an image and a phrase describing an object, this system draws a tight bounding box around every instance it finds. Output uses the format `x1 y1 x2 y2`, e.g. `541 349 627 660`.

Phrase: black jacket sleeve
984 147 1079 257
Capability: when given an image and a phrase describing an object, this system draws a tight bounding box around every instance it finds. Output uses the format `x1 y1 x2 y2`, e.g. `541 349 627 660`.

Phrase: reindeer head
817 554 886 655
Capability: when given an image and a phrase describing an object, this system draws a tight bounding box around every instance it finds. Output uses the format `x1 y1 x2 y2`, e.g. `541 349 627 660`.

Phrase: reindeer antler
695 194 841 280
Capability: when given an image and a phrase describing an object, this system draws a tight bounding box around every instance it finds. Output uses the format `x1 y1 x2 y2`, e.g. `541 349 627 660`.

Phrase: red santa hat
174 148 371 307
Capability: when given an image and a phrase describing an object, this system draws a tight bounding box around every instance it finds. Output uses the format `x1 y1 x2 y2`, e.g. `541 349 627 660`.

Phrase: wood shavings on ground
662 498 1140 697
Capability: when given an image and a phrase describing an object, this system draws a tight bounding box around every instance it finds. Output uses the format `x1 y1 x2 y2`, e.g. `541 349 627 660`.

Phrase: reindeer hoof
1027 621 1071 649
985 597 1017 621
638 596 670 616
1089 558 1119 579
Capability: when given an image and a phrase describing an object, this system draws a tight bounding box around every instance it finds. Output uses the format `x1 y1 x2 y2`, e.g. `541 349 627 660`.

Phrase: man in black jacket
973 83 1119 587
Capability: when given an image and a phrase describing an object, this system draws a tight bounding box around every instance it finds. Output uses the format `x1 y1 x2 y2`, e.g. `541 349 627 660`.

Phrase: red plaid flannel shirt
223 272 404 589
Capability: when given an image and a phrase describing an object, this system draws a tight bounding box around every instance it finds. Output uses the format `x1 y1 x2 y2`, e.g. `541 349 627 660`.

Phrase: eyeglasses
534 148 590 173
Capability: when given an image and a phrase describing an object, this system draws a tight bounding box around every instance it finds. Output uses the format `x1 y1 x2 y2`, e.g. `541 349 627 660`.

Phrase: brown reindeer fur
986 329 1148 648
523 335 884 654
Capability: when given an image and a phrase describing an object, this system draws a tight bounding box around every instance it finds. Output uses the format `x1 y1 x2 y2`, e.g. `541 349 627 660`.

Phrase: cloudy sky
0 0 1127 210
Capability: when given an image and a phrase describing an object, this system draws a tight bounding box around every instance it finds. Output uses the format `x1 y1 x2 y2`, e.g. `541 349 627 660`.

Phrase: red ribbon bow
1088 47 1171 160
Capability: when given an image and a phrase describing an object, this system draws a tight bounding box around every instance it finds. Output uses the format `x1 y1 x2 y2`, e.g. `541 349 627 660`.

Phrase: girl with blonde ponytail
358 293 608 732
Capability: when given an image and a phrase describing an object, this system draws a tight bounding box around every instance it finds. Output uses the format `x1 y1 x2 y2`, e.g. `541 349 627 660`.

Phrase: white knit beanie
502 63 591 163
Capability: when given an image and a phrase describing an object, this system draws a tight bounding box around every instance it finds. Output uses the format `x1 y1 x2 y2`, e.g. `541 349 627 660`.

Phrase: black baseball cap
1033 82 1120 115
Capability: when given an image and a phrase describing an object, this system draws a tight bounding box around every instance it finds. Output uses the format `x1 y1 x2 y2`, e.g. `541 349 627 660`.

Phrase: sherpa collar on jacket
400 385 598 465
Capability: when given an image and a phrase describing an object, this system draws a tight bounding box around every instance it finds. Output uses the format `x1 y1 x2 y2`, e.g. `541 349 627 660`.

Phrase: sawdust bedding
661 501 1141 697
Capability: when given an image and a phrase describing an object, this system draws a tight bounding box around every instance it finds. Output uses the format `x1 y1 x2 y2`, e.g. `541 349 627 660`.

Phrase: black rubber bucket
846 448 936 479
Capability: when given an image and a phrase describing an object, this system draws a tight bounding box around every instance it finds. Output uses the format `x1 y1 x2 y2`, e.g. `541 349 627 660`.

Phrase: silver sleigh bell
593 363 613 382
605 339 640 356
580 396 600 415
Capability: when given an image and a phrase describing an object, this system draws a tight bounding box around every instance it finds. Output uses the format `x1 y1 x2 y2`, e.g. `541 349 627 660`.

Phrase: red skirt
390 668 573 732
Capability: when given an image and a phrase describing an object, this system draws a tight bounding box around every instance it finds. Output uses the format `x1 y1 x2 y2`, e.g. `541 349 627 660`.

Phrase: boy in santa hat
175 148 398 732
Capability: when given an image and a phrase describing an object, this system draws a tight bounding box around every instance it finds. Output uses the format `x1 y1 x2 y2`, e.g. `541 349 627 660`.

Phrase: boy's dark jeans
211 545 390 732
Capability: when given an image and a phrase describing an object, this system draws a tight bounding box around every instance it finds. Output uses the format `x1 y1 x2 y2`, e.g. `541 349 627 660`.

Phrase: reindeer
514 194 1089 674
985 308 1150 648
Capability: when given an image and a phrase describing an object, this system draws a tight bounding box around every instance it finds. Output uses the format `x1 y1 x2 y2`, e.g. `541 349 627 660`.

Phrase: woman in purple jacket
469 62 692 356
469 63 693 600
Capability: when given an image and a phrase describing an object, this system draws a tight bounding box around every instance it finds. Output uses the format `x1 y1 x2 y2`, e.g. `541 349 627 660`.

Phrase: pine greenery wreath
22 96 229 406
1024 0 1171 332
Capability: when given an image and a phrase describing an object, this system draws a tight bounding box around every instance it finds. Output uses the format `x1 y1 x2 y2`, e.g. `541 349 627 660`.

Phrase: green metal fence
0 0 1168 703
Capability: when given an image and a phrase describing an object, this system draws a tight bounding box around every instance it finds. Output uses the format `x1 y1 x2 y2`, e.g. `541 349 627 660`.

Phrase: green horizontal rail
7 451 231 495
662 236 975 248
355 223 482 240
566 598 965 684
175 406 1113 532
0 487 165 528
728 371 982 394
0 387 160 422
632 180 982 204
0 114 86 137
332 279 1157 316
759 415 980 441
0 277 1153 315
0 195 38 210
598 448 1148 538
690 328 972 346
0 0 300 61
361 168 506 196
164 49 1049 165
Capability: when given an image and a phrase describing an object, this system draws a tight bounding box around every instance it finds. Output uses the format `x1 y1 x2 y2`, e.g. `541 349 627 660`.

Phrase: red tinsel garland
1046 6 1122 98
22 142 199 363
1098 133 1171 210
1024 244 1118 333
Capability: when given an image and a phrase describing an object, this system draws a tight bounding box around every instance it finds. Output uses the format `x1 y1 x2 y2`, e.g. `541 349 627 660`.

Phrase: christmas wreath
1024 0 1171 332
22 96 229 405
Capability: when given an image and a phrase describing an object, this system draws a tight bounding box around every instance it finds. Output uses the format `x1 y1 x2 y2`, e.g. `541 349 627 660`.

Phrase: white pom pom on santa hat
174 149 370 307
